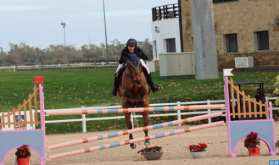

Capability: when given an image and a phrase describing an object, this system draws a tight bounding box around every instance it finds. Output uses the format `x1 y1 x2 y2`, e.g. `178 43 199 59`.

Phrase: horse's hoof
130 144 137 149
144 142 150 147
136 97 143 102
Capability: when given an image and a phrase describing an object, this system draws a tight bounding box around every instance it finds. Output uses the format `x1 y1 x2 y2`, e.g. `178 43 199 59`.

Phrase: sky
0 0 178 51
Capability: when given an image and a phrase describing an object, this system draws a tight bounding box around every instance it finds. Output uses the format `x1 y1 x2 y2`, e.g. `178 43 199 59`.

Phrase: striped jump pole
49 121 224 160
46 104 225 116
47 112 223 150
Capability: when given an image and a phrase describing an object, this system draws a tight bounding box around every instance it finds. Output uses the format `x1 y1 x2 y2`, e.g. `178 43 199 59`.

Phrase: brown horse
117 54 151 149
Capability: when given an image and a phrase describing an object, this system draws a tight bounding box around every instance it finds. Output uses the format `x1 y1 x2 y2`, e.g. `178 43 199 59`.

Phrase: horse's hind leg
142 111 150 147
124 112 136 149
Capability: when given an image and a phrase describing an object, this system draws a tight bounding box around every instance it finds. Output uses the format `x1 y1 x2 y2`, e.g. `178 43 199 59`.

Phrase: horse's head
125 53 142 85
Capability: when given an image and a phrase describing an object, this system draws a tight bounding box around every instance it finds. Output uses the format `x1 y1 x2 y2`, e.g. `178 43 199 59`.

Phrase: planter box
142 152 163 160
190 151 208 159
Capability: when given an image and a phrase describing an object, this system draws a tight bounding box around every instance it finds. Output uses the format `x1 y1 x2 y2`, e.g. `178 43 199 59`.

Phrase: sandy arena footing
4 122 279 165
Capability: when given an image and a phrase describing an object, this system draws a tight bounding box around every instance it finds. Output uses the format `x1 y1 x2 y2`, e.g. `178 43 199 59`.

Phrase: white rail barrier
0 62 118 71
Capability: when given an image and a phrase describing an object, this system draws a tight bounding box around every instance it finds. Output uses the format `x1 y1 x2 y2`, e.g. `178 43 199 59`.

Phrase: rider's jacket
119 46 148 64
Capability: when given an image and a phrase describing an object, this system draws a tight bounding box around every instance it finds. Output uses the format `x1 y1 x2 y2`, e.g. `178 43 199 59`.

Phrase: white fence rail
41 97 279 133
0 62 118 71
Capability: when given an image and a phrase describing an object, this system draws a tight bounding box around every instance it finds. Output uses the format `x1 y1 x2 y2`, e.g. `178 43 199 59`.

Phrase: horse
117 53 151 149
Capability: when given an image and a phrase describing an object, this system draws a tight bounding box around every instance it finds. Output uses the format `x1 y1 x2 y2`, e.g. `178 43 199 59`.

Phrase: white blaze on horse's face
128 46 135 53
129 62 142 84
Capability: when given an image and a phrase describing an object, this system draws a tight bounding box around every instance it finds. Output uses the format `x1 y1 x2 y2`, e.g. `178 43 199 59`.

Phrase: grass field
0 69 278 134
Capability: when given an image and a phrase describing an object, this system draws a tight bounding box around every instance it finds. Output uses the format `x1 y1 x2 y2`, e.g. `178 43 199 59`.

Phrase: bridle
123 58 143 97
124 58 143 84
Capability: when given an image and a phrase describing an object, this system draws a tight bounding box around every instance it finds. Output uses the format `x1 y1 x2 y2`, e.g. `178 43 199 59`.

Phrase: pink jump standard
224 76 276 157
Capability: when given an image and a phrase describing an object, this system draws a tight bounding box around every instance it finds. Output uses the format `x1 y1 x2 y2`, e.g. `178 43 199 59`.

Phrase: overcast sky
0 0 178 51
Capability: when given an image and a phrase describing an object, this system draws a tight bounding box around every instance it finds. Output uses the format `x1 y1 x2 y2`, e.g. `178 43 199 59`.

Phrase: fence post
80 63 82 67
67 58 70 72
131 112 134 129
32 109 36 129
266 97 270 119
41 60 44 72
177 101 181 126
82 106 87 133
207 99 211 123
15 61 18 72
94 58 97 72
82 114 86 133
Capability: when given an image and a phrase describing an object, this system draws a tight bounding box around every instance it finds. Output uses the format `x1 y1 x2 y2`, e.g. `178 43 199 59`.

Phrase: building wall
151 18 181 60
181 0 279 67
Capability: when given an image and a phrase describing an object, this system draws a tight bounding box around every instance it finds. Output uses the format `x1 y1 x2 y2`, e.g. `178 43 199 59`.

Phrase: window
213 0 238 3
254 31 269 50
166 38 176 53
224 33 238 53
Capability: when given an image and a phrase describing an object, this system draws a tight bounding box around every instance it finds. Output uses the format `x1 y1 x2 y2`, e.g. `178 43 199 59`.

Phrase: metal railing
41 97 279 133
152 3 179 22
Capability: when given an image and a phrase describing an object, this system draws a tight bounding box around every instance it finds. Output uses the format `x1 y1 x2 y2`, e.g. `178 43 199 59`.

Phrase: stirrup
110 88 118 96
151 84 161 92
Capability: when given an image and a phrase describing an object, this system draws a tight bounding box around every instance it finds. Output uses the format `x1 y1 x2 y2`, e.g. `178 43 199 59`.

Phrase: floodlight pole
103 0 109 64
61 22 67 65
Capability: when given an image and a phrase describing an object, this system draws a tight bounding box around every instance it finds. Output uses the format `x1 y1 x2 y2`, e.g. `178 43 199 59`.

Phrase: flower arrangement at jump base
188 143 208 159
15 145 31 165
138 146 163 160
244 132 260 156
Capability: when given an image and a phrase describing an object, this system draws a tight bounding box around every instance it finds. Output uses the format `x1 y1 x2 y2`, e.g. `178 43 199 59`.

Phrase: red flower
244 132 260 148
22 145 29 148
15 146 31 158
138 146 163 155
188 143 207 152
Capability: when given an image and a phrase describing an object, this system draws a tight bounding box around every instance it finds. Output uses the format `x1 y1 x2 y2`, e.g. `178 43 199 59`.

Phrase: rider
110 38 161 96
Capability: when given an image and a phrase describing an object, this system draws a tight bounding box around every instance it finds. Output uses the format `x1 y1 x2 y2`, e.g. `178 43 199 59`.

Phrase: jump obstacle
48 112 223 150
46 105 225 159
49 121 224 159
45 104 225 116
0 71 277 164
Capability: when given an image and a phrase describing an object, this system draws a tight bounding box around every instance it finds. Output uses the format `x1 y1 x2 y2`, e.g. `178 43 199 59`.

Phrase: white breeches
116 59 150 75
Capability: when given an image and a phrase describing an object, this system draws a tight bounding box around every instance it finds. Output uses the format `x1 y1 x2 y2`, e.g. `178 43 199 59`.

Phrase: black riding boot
147 74 161 92
110 75 119 96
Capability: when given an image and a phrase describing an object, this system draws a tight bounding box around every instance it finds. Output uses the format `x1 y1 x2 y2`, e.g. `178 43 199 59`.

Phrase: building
151 3 182 61
152 0 279 68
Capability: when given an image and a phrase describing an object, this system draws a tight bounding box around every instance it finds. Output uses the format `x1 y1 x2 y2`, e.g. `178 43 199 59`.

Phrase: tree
0 38 153 65
274 75 279 106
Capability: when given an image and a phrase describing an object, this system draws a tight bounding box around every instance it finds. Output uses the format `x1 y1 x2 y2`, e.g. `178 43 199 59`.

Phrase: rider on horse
110 38 161 96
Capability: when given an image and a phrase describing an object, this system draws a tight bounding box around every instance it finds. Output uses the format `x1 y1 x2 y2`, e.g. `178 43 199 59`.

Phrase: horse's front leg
124 112 136 149
142 111 150 147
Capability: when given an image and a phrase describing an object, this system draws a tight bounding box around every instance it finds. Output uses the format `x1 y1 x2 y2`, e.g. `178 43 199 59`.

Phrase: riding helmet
126 38 137 46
